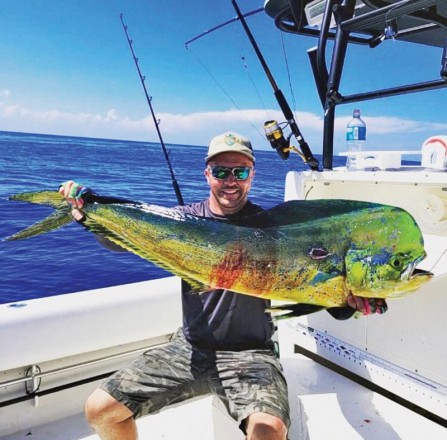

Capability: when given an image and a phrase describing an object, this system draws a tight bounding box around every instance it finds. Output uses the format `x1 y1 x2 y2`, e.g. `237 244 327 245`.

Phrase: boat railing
265 0 447 168
0 277 182 412
0 341 165 405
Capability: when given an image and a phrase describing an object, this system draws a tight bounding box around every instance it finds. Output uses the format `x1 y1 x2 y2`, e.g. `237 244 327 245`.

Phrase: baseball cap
205 132 255 163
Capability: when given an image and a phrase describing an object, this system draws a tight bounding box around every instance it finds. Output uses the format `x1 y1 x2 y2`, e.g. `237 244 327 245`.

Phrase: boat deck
3 351 446 440
1 394 243 440
280 343 447 439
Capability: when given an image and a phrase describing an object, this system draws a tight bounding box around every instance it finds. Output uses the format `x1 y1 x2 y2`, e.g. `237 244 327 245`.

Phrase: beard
211 184 248 213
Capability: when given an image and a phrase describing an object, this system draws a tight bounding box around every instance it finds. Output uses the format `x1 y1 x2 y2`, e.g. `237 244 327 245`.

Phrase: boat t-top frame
265 0 447 169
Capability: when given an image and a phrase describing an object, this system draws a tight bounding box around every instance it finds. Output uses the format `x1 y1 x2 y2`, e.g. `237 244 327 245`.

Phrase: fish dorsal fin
243 199 382 228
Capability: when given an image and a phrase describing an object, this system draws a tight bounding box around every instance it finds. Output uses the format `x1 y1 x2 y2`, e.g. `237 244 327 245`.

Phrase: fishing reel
263 120 291 160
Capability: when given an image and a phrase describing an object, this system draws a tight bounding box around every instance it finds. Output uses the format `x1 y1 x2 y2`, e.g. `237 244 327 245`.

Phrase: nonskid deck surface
3 355 446 440
281 355 447 440
1 396 243 440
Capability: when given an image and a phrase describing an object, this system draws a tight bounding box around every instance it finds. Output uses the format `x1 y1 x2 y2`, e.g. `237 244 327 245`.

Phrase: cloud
332 115 447 152
0 102 125 137
0 100 446 152
0 90 11 99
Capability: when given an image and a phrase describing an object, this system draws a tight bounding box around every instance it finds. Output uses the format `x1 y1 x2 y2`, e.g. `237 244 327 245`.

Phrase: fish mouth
409 267 434 278
401 260 433 281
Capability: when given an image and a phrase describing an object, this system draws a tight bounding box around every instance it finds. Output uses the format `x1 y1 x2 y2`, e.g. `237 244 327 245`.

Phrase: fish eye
390 255 404 269
308 247 331 260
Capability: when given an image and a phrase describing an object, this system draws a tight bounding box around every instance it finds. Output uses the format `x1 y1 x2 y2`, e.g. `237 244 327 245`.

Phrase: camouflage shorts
100 329 290 431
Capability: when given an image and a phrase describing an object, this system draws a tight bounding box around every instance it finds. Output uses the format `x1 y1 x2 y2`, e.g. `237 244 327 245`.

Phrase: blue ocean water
0 130 335 304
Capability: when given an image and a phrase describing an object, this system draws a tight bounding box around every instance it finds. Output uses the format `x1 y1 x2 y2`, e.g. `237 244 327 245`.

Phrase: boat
1 1 447 438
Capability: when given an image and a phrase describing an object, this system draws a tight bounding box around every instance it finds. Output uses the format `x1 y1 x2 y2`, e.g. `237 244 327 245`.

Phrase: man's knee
85 388 133 428
245 412 288 440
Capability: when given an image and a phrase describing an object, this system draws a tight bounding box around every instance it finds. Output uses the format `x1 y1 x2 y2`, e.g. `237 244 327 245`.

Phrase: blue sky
0 0 446 153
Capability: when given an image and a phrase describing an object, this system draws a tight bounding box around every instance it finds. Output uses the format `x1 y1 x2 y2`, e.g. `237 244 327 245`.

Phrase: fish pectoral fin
267 303 325 320
186 284 213 294
181 279 210 293
326 306 357 320
4 210 73 241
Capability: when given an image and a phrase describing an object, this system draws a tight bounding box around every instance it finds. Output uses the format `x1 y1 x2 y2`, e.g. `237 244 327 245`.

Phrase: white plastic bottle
346 109 366 170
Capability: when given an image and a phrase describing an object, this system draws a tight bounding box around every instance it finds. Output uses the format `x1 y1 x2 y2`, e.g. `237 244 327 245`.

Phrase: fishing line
185 46 240 109
234 24 270 118
240 52 269 116
280 0 306 116
184 6 277 143
279 31 298 118
119 13 184 205
185 44 265 140
231 0 319 170
279 33 311 162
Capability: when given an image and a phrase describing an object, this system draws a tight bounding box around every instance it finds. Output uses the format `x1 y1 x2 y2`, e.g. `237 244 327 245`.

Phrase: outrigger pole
185 8 264 46
120 13 184 205
230 0 320 171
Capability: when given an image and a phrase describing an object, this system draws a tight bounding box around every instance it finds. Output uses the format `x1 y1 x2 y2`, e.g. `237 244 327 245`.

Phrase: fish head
345 209 433 298
345 249 432 298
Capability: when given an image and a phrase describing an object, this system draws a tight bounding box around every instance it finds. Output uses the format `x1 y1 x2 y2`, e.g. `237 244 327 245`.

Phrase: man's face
205 152 255 215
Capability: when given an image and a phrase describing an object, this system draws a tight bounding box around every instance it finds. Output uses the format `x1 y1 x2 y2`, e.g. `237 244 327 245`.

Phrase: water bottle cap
353 109 361 117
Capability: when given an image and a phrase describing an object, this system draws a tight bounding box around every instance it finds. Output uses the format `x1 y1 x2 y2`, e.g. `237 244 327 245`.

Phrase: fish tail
4 190 73 241
8 190 67 208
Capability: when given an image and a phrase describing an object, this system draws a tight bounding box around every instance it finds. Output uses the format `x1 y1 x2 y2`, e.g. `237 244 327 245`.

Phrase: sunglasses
208 166 253 181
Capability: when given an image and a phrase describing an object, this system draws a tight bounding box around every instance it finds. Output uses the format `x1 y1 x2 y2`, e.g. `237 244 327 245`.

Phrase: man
60 131 385 440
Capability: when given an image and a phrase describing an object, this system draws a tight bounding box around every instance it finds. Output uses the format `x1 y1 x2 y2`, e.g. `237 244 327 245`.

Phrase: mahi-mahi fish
4 190 432 313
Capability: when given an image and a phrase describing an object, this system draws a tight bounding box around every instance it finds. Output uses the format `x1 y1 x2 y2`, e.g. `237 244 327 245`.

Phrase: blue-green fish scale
5 192 432 307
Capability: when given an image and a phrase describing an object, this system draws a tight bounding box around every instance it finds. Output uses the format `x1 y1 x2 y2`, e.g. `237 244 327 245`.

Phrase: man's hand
347 294 388 316
59 180 93 222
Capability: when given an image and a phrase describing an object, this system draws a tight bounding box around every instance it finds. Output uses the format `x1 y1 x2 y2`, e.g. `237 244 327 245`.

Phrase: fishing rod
231 0 320 171
120 13 184 205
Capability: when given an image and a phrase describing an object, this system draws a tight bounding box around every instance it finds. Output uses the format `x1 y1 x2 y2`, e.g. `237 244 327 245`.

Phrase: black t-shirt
177 200 275 351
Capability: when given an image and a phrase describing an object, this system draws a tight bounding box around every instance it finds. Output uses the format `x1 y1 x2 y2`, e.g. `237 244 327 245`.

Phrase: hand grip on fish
4 190 433 311
58 181 95 222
